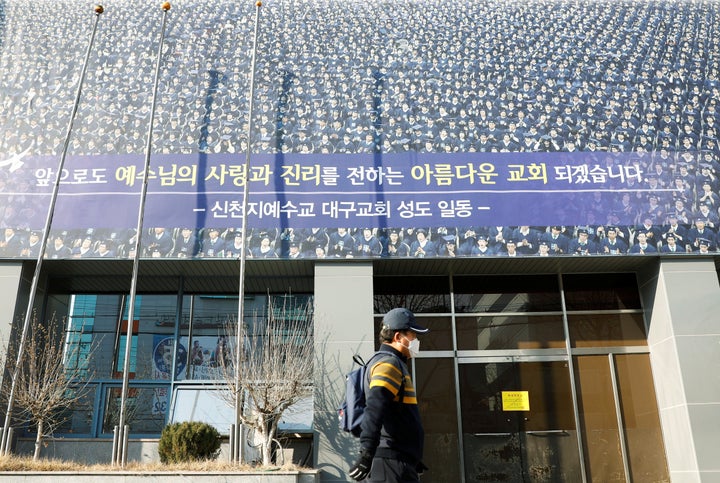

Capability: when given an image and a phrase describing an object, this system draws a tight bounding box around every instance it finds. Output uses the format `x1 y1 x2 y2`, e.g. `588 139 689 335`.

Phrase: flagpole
0 5 105 456
113 1 171 467
232 0 262 464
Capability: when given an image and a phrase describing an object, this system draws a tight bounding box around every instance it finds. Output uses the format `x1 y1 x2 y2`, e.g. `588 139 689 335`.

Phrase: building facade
1 256 719 481
2 0 720 481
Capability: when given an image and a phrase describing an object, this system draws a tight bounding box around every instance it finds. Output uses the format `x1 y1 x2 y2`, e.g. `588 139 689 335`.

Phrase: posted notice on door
502 391 530 411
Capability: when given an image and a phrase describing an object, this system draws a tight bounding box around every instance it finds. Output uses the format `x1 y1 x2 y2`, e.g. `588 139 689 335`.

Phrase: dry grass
0 455 304 472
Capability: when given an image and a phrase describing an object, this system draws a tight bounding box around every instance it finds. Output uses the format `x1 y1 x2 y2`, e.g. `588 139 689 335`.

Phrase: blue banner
1 151 670 230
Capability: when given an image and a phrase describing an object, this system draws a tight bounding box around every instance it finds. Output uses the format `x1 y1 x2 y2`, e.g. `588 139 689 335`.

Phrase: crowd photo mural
1 0 720 259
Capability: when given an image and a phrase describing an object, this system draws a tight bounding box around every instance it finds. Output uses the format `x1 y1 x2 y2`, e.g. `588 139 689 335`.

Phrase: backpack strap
362 352 383 393
365 351 408 402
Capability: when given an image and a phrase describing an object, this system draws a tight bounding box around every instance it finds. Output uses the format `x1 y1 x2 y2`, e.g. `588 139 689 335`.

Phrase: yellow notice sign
502 391 530 411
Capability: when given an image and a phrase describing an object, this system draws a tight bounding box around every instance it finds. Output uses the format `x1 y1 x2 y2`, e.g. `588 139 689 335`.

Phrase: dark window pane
454 275 561 312
456 315 566 350
416 358 461 483
568 313 647 348
102 385 168 435
374 315 453 351
615 354 670 482
58 387 96 435
574 355 625 482
563 274 641 310
374 276 451 313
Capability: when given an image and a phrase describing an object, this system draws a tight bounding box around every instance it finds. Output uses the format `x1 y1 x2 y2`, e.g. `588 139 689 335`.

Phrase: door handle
525 430 568 436
473 432 513 437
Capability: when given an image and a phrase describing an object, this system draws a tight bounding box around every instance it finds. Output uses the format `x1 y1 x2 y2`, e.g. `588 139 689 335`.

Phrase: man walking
349 308 429 482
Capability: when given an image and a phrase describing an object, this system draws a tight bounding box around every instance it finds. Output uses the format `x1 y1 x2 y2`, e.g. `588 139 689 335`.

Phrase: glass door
459 356 582 482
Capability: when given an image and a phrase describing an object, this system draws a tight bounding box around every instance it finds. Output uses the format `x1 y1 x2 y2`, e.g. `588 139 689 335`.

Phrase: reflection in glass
454 275 561 313
185 295 238 381
374 316 453 351
47 294 122 380
65 295 99 380
116 295 183 380
563 274 642 310
374 276 451 313
568 313 647 348
615 354 669 482
30 291 314 438
53 387 95 435
415 358 460 483
102 386 168 435
456 315 566 350
459 361 581 482
573 355 625 482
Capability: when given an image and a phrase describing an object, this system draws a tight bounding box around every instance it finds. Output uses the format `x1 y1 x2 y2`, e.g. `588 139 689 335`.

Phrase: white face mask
402 336 420 358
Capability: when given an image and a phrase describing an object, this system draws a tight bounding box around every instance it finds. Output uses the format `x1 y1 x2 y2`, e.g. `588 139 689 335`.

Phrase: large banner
3 151 664 228
0 151 716 258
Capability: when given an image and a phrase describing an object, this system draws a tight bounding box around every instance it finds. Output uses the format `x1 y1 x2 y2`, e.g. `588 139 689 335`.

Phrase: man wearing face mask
348 308 429 482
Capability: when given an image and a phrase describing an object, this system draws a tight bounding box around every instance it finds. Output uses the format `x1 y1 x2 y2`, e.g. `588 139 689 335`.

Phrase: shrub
158 421 221 463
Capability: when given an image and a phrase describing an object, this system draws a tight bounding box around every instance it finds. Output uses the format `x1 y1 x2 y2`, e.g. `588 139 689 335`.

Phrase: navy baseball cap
382 308 429 333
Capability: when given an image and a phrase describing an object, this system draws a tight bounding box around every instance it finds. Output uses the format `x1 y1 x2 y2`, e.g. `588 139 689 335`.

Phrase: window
38 291 313 437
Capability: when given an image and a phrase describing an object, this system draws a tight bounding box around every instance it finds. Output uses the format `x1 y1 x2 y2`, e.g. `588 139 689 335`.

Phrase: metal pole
558 274 588 483
233 0 262 464
113 1 171 467
609 354 632 483
0 5 105 455
111 425 119 463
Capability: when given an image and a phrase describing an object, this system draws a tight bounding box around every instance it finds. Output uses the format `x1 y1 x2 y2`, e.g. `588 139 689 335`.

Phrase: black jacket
359 344 424 466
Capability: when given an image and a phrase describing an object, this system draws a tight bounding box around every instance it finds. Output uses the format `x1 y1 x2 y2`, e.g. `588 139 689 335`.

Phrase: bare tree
101 387 142 434
219 296 314 467
374 293 450 313
4 314 95 460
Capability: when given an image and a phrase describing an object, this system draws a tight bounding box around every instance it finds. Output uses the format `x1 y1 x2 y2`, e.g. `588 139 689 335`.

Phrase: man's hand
349 450 373 481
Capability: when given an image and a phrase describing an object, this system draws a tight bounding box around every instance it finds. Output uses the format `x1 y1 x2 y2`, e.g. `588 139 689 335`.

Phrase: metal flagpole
232 0 262 464
112 1 171 467
0 5 105 456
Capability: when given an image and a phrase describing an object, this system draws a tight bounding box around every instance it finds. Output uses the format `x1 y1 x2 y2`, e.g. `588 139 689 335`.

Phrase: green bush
158 421 221 463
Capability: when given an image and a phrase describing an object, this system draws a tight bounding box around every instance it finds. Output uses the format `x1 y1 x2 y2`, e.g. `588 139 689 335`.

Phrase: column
313 263 374 483
0 263 31 388
639 259 720 483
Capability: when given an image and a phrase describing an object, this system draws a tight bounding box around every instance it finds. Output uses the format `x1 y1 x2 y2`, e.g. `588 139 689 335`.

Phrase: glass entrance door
459 356 582 482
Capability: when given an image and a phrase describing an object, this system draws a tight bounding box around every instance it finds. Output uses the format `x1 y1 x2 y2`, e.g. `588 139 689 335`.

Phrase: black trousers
367 457 420 483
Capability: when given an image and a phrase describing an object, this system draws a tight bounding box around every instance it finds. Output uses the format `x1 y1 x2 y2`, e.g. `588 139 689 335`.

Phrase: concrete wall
3 469 319 483
0 263 23 348
0 263 25 388
15 438 160 465
313 263 374 483
640 259 720 483
4 476 317 483
14 436 312 468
